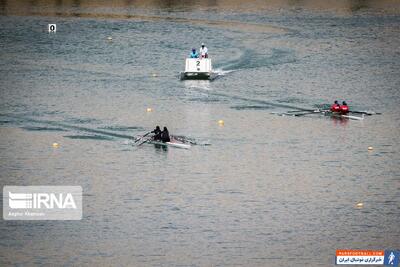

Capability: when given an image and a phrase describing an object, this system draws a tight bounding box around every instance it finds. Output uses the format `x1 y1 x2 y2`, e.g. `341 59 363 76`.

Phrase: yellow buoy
368 146 373 151
218 120 224 126
356 202 363 208
146 108 153 112
52 142 59 148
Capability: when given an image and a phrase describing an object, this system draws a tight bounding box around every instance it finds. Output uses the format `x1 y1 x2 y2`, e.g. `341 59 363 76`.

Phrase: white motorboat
180 58 217 80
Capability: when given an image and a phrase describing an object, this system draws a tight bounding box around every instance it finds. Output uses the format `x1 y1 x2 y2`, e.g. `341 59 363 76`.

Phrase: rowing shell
135 136 191 149
324 111 365 121
148 140 191 149
276 110 365 121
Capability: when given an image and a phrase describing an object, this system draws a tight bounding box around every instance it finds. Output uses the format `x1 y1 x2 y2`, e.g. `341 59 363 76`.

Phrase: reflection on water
183 80 212 91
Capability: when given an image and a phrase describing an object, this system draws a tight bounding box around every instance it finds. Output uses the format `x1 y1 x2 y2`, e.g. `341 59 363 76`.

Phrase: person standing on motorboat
199 43 208 58
151 126 162 141
190 48 199 58
160 127 171 143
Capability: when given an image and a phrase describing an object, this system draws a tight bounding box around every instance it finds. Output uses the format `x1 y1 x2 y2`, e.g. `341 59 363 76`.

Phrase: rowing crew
151 126 170 142
330 101 349 114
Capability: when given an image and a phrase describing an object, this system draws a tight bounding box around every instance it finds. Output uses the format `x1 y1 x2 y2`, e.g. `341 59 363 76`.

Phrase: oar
137 139 149 146
278 109 321 117
350 111 382 115
133 131 151 143
293 110 322 117
286 110 314 113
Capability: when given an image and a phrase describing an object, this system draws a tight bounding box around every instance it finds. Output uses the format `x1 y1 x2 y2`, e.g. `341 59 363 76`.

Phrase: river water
0 1 399 266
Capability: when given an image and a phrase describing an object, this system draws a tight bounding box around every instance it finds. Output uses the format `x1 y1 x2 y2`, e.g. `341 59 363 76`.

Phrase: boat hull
324 111 364 121
180 58 217 80
148 140 191 149
180 72 217 80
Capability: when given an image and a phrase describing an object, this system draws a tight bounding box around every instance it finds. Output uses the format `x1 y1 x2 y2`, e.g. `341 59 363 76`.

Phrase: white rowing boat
323 111 365 121
148 140 191 149
277 109 365 121
135 136 191 149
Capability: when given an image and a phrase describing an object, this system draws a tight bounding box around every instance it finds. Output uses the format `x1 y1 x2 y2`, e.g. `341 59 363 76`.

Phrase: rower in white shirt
199 43 208 58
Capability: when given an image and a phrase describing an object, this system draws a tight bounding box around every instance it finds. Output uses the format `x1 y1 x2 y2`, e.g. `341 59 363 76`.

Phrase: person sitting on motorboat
151 126 162 141
199 43 208 58
340 101 349 114
160 127 171 143
190 48 199 58
330 100 341 112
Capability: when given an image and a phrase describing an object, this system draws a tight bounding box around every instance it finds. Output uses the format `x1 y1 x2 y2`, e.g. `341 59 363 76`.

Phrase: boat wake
215 48 296 73
0 113 142 141
184 80 213 91
214 68 235 76
0 113 211 148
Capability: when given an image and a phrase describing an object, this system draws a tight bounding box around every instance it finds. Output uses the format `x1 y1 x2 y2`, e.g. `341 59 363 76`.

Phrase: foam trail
188 89 316 112
214 68 235 76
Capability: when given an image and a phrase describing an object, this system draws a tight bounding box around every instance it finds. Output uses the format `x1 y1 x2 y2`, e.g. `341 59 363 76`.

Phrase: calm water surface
0 1 399 266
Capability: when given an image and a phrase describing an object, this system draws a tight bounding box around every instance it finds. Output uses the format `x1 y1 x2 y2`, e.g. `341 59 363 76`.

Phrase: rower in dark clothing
160 127 170 143
151 126 162 141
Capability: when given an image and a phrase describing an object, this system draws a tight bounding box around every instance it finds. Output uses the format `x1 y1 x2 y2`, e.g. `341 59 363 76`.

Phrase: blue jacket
190 51 199 58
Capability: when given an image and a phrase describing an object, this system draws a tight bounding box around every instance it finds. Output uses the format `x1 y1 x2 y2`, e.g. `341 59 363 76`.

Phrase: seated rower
330 100 341 113
151 126 162 141
190 48 199 58
199 43 208 58
340 101 349 114
160 127 170 143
